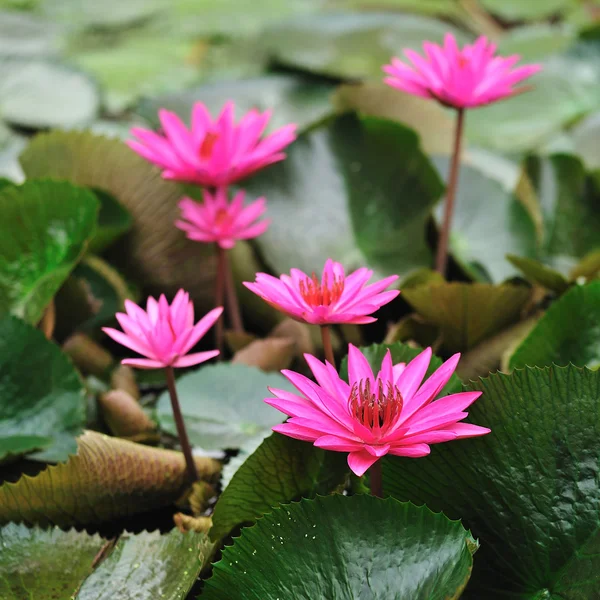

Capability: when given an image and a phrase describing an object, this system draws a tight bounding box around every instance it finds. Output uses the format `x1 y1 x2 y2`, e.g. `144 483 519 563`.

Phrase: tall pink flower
267 345 490 476
103 290 222 369
127 102 297 187
243 259 399 326
383 33 541 109
176 188 269 250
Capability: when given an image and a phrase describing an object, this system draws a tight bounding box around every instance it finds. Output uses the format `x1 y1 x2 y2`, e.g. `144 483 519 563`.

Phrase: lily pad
0 179 98 324
481 0 575 20
0 523 105 600
211 433 347 541
571 110 600 170
89 189 132 254
244 112 444 278
136 74 334 134
0 316 86 462
0 57 100 129
383 364 600 599
0 430 220 526
19 130 216 308
205 495 477 599
262 11 469 80
433 157 538 283
0 10 64 56
526 153 600 273
509 281 600 370
75 529 212 600
496 24 576 62
506 255 570 294
402 282 531 352
156 363 294 451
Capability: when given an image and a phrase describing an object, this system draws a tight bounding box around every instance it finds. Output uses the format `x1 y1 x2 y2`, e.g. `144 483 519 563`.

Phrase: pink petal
347 450 380 477
172 350 219 368
179 307 224 355
122 358 165 369
347 344 375 386
272 422 323 442
396 347 432 403
388 443 431 458
314 435 365 452
446 423 491 438
102 327 152 358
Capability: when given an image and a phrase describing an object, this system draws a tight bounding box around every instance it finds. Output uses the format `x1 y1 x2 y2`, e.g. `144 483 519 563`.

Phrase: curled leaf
98 390 155 438
0 430 221 527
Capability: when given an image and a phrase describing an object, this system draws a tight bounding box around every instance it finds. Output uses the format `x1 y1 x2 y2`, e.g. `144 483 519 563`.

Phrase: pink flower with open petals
127 102 297 187
243 259 399 325
383 33 541 109
267 345 490 476
103 290 222 369
176 187 269 249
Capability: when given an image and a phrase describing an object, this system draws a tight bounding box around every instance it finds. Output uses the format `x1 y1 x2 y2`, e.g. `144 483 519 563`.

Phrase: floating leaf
0 57 99 129
89 189 132 253
433 158 538 283
19 130 216 307
263 11 468 80
0 430 220 526
211 433 347 541
571 110 600 170
402 282 531 352
480 0 575 20
0 523 105 599
137 74 334 134
0 316 85 462
509 281 600 369
506 255 570 294
244 113 444 278
383 364 600 599
75 529 212 600
496 24 576 61
205 495 476 599
527 154 600 273
0 179 98 324
0 10 63 56
156 363 293 451
466 44 600 152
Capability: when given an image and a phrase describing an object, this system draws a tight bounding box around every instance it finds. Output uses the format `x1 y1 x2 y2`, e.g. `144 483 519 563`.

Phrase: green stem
165 366 198 483
435 107 465 277
214 244 226 357
223 248 244 333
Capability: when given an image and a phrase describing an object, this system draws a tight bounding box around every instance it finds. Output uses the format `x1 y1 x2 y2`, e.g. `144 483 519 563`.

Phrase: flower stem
165 366 198 483
214 243 226 356
369 460 383 498
435 107 465 277
320 325 335 368
223 248 244 333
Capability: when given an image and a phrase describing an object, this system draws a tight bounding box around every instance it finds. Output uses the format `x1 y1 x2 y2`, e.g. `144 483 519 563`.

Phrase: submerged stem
223 248 244 333
369 460 383 498
214 243 226 356
320 325 336 369
165 366 198 483
435 107 465 277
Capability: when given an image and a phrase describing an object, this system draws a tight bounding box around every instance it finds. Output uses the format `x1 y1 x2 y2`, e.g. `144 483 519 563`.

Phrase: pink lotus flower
175 187 269 249
267 345 490 476
243 259 399 325
383 33 541 109
127 102 297 187
103 290 223 369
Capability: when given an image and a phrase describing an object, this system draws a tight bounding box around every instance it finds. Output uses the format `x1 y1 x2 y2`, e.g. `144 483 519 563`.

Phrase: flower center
214 208 230 228
458 55 469 68
348 379 403 435
299 272 344 307
199 131 219 160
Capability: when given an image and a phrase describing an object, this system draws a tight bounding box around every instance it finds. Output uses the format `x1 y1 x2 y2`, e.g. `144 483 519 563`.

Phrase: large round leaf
89 189 132 253
433 157 538 283
509 281 600 370
402 282 531 352
211 433 348 541
383 365 600 599
466 44 600 152
19 131 216 307
480 0 575 20
0 523 105 600
571 110 600 170
156 363 294 451
0 430 220 526
0 10 63 56
262 11 469 80
0 180 99 324
136 74 334 134
244 112 444 278
75 529 212 600
0 57 99 129
204 495 477 599
0 316 85 462
526 154 600 273
0 524 211 600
